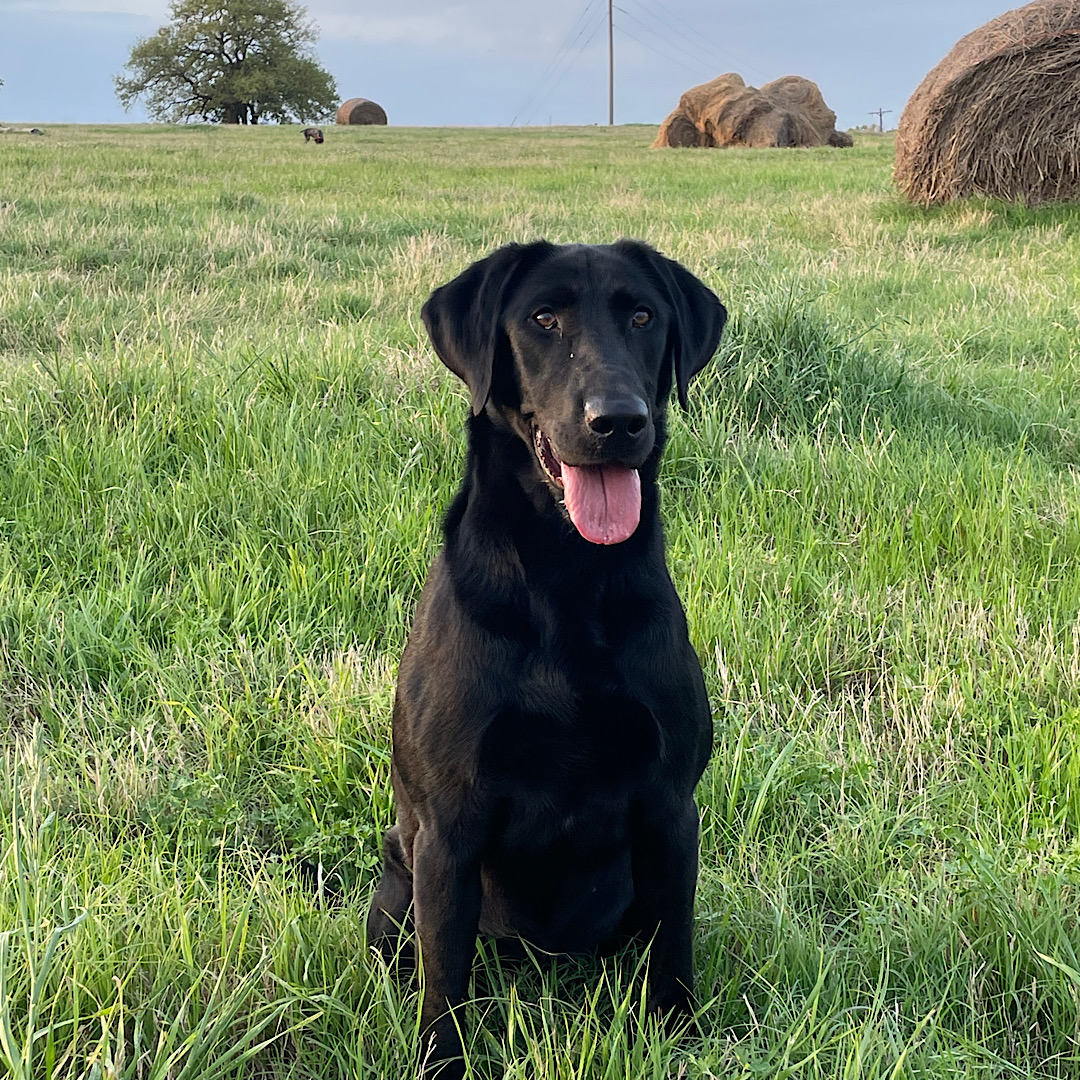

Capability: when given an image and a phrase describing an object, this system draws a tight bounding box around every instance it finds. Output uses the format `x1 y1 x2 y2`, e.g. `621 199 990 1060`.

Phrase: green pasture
1 123 1080 1078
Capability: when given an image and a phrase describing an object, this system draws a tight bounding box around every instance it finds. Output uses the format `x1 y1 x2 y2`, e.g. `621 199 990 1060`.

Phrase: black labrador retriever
367 239 726 1078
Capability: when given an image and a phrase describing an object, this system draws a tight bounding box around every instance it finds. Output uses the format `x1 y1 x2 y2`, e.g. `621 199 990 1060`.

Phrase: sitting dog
367 240 726 1078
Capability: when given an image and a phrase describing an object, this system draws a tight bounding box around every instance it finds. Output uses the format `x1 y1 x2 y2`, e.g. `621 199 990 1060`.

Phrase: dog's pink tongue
561 463 641 545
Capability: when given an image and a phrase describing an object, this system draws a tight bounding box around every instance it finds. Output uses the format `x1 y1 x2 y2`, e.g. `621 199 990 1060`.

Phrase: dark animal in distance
302 127 324 143
366 240 727 1078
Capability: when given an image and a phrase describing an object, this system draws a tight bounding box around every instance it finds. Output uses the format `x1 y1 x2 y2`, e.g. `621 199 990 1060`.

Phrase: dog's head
421 240 726 545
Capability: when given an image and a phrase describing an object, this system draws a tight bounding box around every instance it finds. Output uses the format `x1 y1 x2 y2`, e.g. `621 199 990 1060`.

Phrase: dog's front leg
631 799 700 1020
412 824 483 1080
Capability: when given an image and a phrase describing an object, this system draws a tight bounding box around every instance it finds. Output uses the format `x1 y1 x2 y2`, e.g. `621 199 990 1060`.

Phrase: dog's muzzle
533 426 642 545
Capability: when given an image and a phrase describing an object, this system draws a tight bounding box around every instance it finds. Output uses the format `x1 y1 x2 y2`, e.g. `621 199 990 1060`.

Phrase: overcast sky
1 1 1016 128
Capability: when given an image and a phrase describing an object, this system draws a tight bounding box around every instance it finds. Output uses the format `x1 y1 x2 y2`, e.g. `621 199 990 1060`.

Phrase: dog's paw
645 988 698 1039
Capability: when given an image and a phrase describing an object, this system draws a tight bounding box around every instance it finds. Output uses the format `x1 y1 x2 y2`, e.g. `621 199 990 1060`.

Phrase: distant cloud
311 0 582 53
3 0 579 54
316 11 484 48
6 0 166 13
0 0 491 58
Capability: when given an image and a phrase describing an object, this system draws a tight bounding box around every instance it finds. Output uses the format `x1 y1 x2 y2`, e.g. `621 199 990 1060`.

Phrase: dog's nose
584 395 649 438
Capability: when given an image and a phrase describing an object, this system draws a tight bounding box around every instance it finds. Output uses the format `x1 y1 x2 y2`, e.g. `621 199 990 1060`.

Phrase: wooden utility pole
608 0 614 125
869 108 893 133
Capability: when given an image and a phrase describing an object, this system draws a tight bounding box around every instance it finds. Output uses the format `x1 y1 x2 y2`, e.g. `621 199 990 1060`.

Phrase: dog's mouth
533 427 642 546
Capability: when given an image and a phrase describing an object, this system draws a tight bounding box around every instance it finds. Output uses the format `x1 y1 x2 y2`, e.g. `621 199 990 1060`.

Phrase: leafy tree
115 0 337 124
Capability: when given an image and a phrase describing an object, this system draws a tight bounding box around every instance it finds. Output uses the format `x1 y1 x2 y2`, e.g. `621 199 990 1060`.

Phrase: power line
614 22 715 84
618 0 746 81
516 4 609 126
614 5 723 83
510 0 604 126
513 0 773 130
511 0 601 125
630 0 771 79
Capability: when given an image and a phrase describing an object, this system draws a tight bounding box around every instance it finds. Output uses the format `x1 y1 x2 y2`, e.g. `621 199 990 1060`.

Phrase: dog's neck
443 411 667 581
437 412 673 641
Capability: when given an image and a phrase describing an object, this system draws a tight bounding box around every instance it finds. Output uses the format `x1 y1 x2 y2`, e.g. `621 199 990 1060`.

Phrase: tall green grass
1 124 1080 1077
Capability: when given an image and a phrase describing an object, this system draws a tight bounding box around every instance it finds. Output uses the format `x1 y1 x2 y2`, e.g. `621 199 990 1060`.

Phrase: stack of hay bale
895 0 1080 206
653 73 852 149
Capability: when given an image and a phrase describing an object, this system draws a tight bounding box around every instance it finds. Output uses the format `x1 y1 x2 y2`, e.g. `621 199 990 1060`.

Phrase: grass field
2 122 1080 1078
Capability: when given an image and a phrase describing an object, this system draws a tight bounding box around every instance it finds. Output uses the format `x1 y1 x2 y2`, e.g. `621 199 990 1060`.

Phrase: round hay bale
653 73 849 149
894 0 1080 206
761 76 838 144
679 72 746 120
651 109 712 148
336 97 388 126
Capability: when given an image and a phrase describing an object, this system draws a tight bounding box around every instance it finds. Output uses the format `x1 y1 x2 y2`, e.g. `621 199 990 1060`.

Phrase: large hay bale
679 72 747 123
336 97 388 126
895 0 1080 206
656 109 711 147
761 76 838 143
652 73 849 149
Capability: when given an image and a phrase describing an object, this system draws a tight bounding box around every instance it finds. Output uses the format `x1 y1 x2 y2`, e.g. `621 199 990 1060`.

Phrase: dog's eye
534 310 558 330
631 309 652 327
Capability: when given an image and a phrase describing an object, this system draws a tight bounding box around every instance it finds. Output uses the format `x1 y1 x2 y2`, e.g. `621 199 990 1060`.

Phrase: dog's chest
479 671 660 843
482 655 660 764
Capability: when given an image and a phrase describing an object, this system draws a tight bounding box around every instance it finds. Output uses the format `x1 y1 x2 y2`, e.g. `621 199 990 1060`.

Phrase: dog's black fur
366 240 726 1078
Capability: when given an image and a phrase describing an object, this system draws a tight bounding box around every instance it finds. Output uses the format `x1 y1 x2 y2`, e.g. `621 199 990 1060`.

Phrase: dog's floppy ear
421 241 555 416
615 240 727 410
